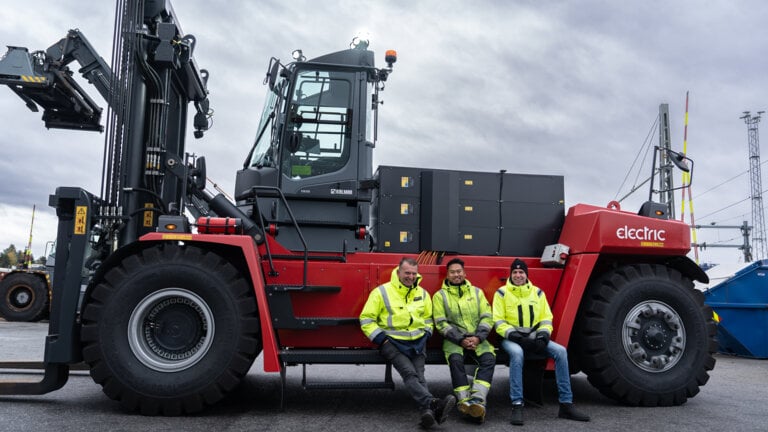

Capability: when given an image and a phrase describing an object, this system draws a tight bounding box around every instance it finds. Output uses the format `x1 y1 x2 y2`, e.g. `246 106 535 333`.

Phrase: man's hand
461 336 480 350
534 332 550 355
507 332 524 344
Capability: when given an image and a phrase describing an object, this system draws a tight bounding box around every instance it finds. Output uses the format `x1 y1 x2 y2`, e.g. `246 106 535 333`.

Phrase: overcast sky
1 0 767 271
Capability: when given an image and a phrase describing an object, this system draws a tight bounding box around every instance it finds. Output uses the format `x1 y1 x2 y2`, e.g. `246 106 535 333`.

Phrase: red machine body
0 1 716 416
143 201 696 377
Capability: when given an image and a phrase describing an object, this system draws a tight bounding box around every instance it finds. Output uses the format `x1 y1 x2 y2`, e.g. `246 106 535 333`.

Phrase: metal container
704 260 768 358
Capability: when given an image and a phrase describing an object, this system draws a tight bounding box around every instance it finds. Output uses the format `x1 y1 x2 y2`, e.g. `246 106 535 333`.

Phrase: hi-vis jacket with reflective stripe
433 278 495 357
492 279 553 340
360 267 434 342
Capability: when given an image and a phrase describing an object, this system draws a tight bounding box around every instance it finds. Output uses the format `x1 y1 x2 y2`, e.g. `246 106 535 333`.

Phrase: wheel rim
622 300 685 372
8 286 33 310
128 288 215 372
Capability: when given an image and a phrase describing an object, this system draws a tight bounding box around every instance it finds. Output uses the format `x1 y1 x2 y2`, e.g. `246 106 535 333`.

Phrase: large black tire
0 272 50 322
574 264 717 406
80 244 261 415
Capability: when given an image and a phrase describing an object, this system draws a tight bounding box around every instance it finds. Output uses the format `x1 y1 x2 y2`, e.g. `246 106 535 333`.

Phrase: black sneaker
558 403 590 422
510 403 524 426
432 395 456 424
420 409 436 428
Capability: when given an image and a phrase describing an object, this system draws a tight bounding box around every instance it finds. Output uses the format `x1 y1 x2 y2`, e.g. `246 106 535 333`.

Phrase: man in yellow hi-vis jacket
494 258 590 426
433 258 495 423
360 257 456 429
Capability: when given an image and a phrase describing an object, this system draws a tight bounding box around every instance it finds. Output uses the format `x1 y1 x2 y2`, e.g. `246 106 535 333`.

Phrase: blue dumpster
704 260 768 358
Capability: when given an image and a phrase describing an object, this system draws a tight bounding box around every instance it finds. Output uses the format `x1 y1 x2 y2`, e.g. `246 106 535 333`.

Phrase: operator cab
236 39 395 252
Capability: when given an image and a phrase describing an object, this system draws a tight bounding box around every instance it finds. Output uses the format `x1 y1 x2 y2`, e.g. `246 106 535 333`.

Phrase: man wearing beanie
493 258 590 426
432 258 495 423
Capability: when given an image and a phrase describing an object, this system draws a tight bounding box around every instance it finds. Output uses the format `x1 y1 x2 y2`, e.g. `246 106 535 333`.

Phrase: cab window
282 69 353 179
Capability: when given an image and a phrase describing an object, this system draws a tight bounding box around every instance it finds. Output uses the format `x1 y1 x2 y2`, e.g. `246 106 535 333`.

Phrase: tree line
0 244 47 269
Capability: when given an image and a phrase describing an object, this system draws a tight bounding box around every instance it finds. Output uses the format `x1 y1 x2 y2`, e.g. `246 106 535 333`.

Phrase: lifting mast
0 0 219 395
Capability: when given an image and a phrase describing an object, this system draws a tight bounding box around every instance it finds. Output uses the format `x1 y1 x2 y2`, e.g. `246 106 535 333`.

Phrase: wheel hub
643 323 669 349
622 300 685 373
9 286 33 309
128 288 215 372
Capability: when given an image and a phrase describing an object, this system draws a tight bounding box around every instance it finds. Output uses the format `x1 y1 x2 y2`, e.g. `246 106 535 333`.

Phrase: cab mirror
267 59 280 93
288 132 302 154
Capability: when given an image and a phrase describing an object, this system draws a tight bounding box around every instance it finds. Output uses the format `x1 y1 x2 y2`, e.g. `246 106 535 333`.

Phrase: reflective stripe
441 323 457 335
387 329 425 338
455 387 471 403
529 305 534 327
439 290 454 319
360 318 375 325
473 379 491 389
378 285 394 330
368 328 383 341
474 287 484 313
471 380 491 403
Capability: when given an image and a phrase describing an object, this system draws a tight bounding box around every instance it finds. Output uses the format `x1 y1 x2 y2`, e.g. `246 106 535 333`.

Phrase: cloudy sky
1 1 767 270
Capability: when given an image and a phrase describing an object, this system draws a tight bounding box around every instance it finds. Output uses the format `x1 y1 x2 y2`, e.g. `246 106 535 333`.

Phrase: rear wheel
0 272 49 321
80 244 261 415
574 264 716 406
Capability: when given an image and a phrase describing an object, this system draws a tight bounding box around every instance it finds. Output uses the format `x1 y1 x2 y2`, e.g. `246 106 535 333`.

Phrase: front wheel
574 264 717 406
80 244 261 415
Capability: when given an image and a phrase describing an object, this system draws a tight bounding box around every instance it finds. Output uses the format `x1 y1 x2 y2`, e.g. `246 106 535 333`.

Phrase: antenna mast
657 104 676 219
741 110 766 261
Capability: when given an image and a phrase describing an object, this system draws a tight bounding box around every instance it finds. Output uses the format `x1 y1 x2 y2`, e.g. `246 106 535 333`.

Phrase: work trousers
379 340 434 410
447 351 495 389
500 339 573 404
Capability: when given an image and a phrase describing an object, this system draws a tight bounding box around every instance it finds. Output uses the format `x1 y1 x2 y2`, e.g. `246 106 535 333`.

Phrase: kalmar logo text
616 226 666 241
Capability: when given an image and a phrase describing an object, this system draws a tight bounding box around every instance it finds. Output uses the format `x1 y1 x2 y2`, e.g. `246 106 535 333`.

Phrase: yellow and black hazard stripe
20 75 46 83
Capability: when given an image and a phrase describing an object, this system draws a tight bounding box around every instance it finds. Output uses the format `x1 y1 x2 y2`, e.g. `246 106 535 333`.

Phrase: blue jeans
500 339 573 404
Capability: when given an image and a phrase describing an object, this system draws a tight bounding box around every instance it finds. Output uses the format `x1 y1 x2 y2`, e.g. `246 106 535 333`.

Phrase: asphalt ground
0 320 766 432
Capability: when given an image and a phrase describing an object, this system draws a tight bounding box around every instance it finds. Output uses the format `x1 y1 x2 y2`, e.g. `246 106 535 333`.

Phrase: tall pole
24 204 36 268
658 104 675 219
679 92 699 262
741 111 766 261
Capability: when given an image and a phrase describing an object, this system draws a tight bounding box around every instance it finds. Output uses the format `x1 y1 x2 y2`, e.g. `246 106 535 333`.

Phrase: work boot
457 399 471 415
466 399 486 422
455 388 471 415
510 403 524 426
420 409 436 429
558 403 590 422
431 394 456 424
